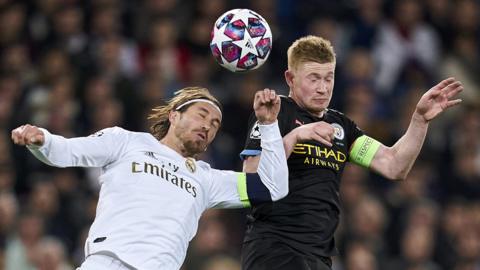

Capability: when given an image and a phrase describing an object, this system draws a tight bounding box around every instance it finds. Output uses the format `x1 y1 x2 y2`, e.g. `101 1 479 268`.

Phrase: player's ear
168 111 179 126
285 70 294 88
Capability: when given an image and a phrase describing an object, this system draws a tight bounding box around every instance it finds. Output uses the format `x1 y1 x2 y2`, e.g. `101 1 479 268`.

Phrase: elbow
395 170 409 181
275 185 289 201
379 152 409 181
388 174 407 181
385 168 408 181
271 187 288 202
272 171 289 201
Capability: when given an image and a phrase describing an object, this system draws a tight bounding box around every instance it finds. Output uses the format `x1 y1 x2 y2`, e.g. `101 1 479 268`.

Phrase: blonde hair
287 35 336 71
148 86 222 140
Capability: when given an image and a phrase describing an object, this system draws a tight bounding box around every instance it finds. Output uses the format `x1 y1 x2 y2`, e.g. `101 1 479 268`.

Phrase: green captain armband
236 173 251 208
349 135 381 168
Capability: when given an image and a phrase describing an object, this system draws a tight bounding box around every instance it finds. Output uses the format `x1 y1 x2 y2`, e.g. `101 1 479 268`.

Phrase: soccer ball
210 9 272 72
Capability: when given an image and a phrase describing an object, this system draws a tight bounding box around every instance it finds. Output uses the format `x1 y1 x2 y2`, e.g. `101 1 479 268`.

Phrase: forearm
389 112 429 179
283 130 297 159
256 121 289 201
27 128 117 168
243 129 295 172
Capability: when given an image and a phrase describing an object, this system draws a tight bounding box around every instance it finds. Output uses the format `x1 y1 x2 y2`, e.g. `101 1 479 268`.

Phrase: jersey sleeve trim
236 173 251 208
27 128 55 166
349 135 381 168
245 173 273 206
239 149 262 160
236 173 276 208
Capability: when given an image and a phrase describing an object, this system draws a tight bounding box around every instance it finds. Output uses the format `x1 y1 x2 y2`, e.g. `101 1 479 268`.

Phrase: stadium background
0 0 479 269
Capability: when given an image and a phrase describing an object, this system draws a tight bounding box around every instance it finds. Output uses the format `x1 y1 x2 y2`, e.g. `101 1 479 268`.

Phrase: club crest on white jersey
185 157 196 173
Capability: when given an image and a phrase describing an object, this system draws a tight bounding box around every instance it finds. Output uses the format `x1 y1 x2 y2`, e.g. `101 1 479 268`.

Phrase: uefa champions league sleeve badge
249 121 261 139
185 157 196 173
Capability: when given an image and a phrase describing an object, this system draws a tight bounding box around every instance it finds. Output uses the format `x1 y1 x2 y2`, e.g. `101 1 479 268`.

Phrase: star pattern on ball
233 27 262 59
210 9 272 72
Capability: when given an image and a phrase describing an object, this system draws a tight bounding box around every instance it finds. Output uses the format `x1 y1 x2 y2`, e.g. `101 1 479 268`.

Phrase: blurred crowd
0 0 479 269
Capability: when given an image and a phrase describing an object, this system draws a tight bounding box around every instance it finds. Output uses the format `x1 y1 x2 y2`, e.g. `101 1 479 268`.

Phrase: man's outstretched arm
363 78 463 180
11 124 127 168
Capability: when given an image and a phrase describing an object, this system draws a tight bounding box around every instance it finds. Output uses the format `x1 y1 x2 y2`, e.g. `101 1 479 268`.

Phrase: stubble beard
184 139 207 157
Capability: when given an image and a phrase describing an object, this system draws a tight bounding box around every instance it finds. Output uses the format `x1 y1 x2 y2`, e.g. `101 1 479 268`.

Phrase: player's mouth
195 132 207 141
313 98 328 104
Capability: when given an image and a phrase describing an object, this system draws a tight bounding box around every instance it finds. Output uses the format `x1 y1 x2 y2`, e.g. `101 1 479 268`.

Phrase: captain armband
349 135 381 168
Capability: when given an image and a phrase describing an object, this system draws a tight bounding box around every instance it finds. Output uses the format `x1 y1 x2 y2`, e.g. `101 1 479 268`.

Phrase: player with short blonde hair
287 35 336 71
241 35 463 270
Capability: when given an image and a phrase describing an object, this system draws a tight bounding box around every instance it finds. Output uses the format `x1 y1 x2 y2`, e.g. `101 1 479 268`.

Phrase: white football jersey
27 123 287 270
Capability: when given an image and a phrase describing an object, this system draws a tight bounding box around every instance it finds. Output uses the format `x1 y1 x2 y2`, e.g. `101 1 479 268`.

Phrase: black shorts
241 238 332 270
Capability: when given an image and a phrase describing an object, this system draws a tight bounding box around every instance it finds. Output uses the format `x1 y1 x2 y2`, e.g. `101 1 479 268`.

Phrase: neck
160 135 193 158
314 110 326 118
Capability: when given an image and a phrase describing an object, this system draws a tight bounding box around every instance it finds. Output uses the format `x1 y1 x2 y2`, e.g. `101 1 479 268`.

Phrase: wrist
412 111 429 125
284 129 297 144
258 121 281 142
292 128 301 143
258 120 277 126
257 118 276 125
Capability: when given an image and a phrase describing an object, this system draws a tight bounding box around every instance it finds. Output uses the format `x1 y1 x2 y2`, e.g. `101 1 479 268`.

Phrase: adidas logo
246 39 253 49
144 151 159 160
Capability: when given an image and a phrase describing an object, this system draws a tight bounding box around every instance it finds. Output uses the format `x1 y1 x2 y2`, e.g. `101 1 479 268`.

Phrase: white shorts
77 253 136 270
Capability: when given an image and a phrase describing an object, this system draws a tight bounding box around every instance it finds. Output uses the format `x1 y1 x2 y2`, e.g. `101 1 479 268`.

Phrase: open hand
415 78 463 122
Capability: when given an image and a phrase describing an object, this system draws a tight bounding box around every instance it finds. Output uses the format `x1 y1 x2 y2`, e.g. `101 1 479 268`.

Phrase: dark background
0 0 479 269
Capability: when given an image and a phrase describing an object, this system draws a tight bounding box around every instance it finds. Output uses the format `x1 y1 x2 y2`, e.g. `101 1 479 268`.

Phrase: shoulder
104 127 154 138
280 95 295 109
196 160 212 171
94 127 159 144
87 126 130 138
196 161 232 177
278 96 297 118
326 109 353 124
326 108 346 117
325 109 364 142
325 109 358 129
194 161 215 185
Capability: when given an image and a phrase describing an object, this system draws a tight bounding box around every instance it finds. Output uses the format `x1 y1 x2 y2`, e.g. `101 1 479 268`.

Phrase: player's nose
318 81 328 93
201 122 210 131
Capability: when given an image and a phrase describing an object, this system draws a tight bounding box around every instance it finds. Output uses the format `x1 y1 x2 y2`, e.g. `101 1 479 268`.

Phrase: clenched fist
254 88 281 125
11 124 45 146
